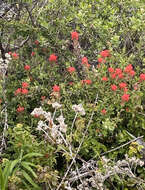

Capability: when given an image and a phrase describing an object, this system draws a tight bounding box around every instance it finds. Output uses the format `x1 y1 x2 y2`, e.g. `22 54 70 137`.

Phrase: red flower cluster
108 67 124 80
119 82 127 89
122 94 130 102
15 82 29 95
81 57 90 68
100 50 110 57
53 85 60 92
24 65 30 71
81 79 92 85
17 106 24 113
102 77 108 81
67 67 76 74
98 57 106 63
124 64 135 77
22 82 29 88
49 54 57 62
21 88 28 95
111 84 117 91
140 73 145 81
97 50 110 64
71 31 79 41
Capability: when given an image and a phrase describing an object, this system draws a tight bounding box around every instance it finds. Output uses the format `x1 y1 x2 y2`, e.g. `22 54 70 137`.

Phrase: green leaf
0 166 4 190
22 153 43 160
9 159 19 174
3 161 11 189
21 161 37 178
22 170 40 189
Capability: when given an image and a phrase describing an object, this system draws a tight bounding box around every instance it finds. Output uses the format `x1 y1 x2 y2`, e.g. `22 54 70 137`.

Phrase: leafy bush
0 0 145 189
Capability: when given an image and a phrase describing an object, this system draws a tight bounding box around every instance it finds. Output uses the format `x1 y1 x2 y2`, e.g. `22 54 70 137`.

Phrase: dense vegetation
0 0 145 189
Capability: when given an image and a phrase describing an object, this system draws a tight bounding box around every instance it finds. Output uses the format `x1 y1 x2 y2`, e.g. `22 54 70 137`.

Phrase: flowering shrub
0 0 145 189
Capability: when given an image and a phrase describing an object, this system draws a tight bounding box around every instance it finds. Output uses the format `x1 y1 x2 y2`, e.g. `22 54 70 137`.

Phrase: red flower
102 77 108 81
41 96 46 101
122 94 130 102
12 52 19 59
124 64 133 73
82 79 92 85
24 65 30 71
21 88 28 95
53 85 60 92
82 57 88 64
111 73 117 79
0 99 2 104
15 88 22 95
98 57 104 63
119 82 127 89
111 84 117 91
34 40 39 45
31 52 35 56
67 67 76 73
17 106 24 113
22 82 29 89
85 79 92 85
140 73 145 81
34 114 39 118
71 31 79 40
101 109 106 114
118 73 124 79
100 50 110 57
8 52 12 55
49 54 57 62
115 68 122 75
129 70 135 77
108 67 114 73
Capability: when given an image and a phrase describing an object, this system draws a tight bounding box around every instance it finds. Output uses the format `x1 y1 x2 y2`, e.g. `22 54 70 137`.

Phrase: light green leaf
21 161 37 178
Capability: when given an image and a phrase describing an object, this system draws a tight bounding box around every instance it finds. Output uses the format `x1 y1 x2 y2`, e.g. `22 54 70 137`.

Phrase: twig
100 136 144 156
56 94 98 190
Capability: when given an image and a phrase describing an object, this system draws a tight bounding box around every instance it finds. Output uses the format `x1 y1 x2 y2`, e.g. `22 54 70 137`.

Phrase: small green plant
0 152 43 190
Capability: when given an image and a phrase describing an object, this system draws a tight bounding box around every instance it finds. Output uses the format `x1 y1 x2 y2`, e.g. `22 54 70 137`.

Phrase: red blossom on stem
53 85 60 92
102 77 108 81
71 31 79 40
140 74 145 81
22 82 29 89
21 88 28 95
124 64 133 73
108 67 114 73
67 67 76 73
119 82 127 89
24 65 30 71
17 106 24 113
98 57 105 63
49 54 57 62
15 88 22 95
100 50 110 57
82 79 92 85
122 94 130 102
111 84 117 91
